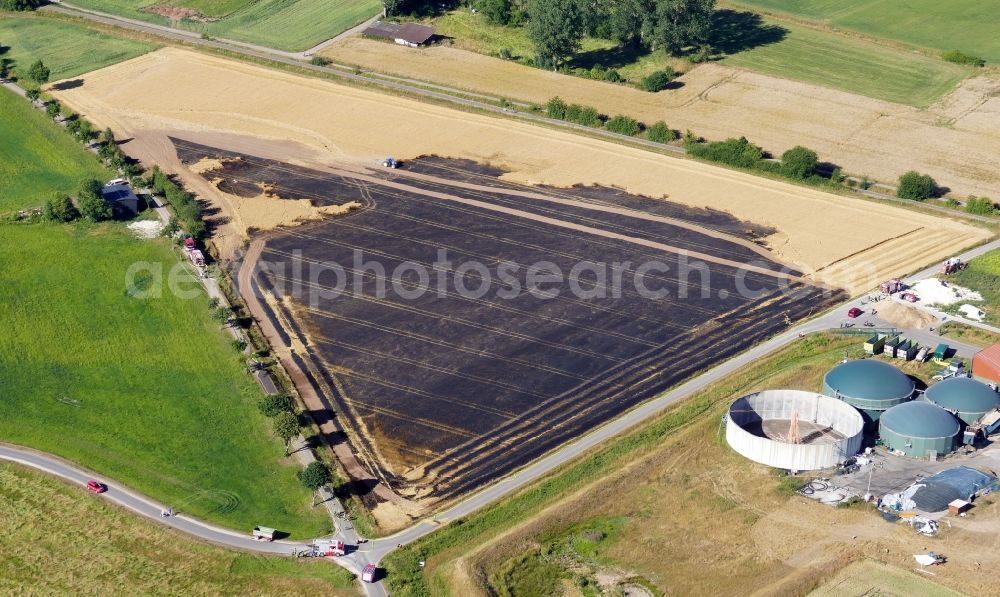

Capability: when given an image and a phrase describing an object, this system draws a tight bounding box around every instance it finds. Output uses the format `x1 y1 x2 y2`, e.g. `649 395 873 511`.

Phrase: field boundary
36 7 1000 226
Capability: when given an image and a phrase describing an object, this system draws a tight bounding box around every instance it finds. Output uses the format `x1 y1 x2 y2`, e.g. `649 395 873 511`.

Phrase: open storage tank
727 390 864 471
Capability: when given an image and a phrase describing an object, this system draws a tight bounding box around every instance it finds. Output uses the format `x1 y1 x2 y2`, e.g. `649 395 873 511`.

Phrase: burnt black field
175 139 844 500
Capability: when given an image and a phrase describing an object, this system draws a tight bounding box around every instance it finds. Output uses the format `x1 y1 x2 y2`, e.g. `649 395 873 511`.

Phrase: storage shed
363 21 436 47
101 183 140 216
972 343 1000 384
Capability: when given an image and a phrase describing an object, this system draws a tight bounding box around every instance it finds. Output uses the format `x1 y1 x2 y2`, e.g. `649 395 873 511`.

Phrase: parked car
86 480 107 494
847 307 863 318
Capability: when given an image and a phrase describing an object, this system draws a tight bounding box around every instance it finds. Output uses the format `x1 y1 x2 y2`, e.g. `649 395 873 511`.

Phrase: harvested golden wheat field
51 48 990 292
323 38 1000 200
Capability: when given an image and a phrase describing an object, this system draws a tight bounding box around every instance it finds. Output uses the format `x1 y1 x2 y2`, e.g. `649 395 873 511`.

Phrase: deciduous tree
26 59 49 84
298 461 331 506
77 178 112 222
273 411 300 456
527 0 585 69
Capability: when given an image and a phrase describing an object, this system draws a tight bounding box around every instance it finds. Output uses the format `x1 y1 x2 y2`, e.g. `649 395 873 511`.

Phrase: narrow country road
0 444 315 556
5 237 1000 597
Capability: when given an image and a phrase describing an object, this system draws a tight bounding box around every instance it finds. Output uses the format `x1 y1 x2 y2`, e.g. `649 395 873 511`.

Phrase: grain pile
879 301 939 329
50 48 991 290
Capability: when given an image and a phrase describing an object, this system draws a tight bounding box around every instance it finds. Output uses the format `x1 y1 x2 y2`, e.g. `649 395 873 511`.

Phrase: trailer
252 526 276 542
864 334 886 355
916 345 930 362
896 340 914 360
934 343 950 362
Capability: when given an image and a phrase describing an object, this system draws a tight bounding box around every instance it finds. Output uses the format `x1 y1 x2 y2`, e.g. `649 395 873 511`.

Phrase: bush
498 47 513 60
24 88 40 102
687 136 764 169
829 168 843 184
646 121 676 144
605 115 642 136
682 129 700 146
0 0 43 10
259 394 295 417
478 0 512 25
43 194 79 222
45 99 60 119
942 50 985 67
603 69 622 83
780 146 819 180
638 68 675 92
564 103 602 127
308 56 331 67
546 96 567 120
966 196 997 215
896 170 937 200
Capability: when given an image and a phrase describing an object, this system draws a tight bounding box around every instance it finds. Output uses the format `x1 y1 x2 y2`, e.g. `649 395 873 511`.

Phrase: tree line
386 0 715 69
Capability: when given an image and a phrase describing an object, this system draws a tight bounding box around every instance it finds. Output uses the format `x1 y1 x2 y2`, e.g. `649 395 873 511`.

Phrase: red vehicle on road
362 564 377 583
86 480 107 494
847 307 863 318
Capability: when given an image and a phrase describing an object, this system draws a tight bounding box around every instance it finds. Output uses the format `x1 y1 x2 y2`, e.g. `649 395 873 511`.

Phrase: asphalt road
9 6 1000 589
5 236 1000 597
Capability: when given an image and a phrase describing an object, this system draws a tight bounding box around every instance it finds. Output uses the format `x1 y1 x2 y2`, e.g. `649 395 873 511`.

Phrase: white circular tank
727 390 864 471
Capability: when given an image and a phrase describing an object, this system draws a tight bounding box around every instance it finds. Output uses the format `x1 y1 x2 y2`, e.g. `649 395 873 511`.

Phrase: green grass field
431 8 968 106
0 17 157 82
59 0 382 51
721 22 968 107
0 223 330 538
0 88 111 213
0 463 356 595
729 0 1000 62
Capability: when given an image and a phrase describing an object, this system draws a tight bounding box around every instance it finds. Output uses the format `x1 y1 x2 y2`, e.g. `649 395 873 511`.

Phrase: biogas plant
726 359 1000 470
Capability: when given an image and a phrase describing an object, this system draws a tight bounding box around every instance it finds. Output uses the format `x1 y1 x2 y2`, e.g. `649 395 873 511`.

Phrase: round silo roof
880 401 960 439
824 360 914 402
925 377 1000 415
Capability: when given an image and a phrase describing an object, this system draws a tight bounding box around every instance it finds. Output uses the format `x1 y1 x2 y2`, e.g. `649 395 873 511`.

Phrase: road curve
0 443 328 557
7 237 1000 596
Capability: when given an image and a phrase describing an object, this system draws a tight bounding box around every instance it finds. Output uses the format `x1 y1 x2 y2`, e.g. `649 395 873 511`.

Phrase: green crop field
59 0 382 51
729 0 1000 62
0 88 111 213
721 23 969 107
0 223 331 538
0 17 157 82
0 463 356 595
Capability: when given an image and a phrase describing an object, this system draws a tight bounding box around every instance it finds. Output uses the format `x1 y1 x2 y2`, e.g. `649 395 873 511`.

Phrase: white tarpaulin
914 554 939 566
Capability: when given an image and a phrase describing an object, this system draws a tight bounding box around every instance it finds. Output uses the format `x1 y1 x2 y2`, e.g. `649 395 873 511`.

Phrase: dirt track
323 37 1000 200
49 48 991 293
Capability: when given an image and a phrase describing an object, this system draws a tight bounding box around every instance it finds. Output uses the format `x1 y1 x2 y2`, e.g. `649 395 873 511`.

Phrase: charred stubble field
175 141 845 501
